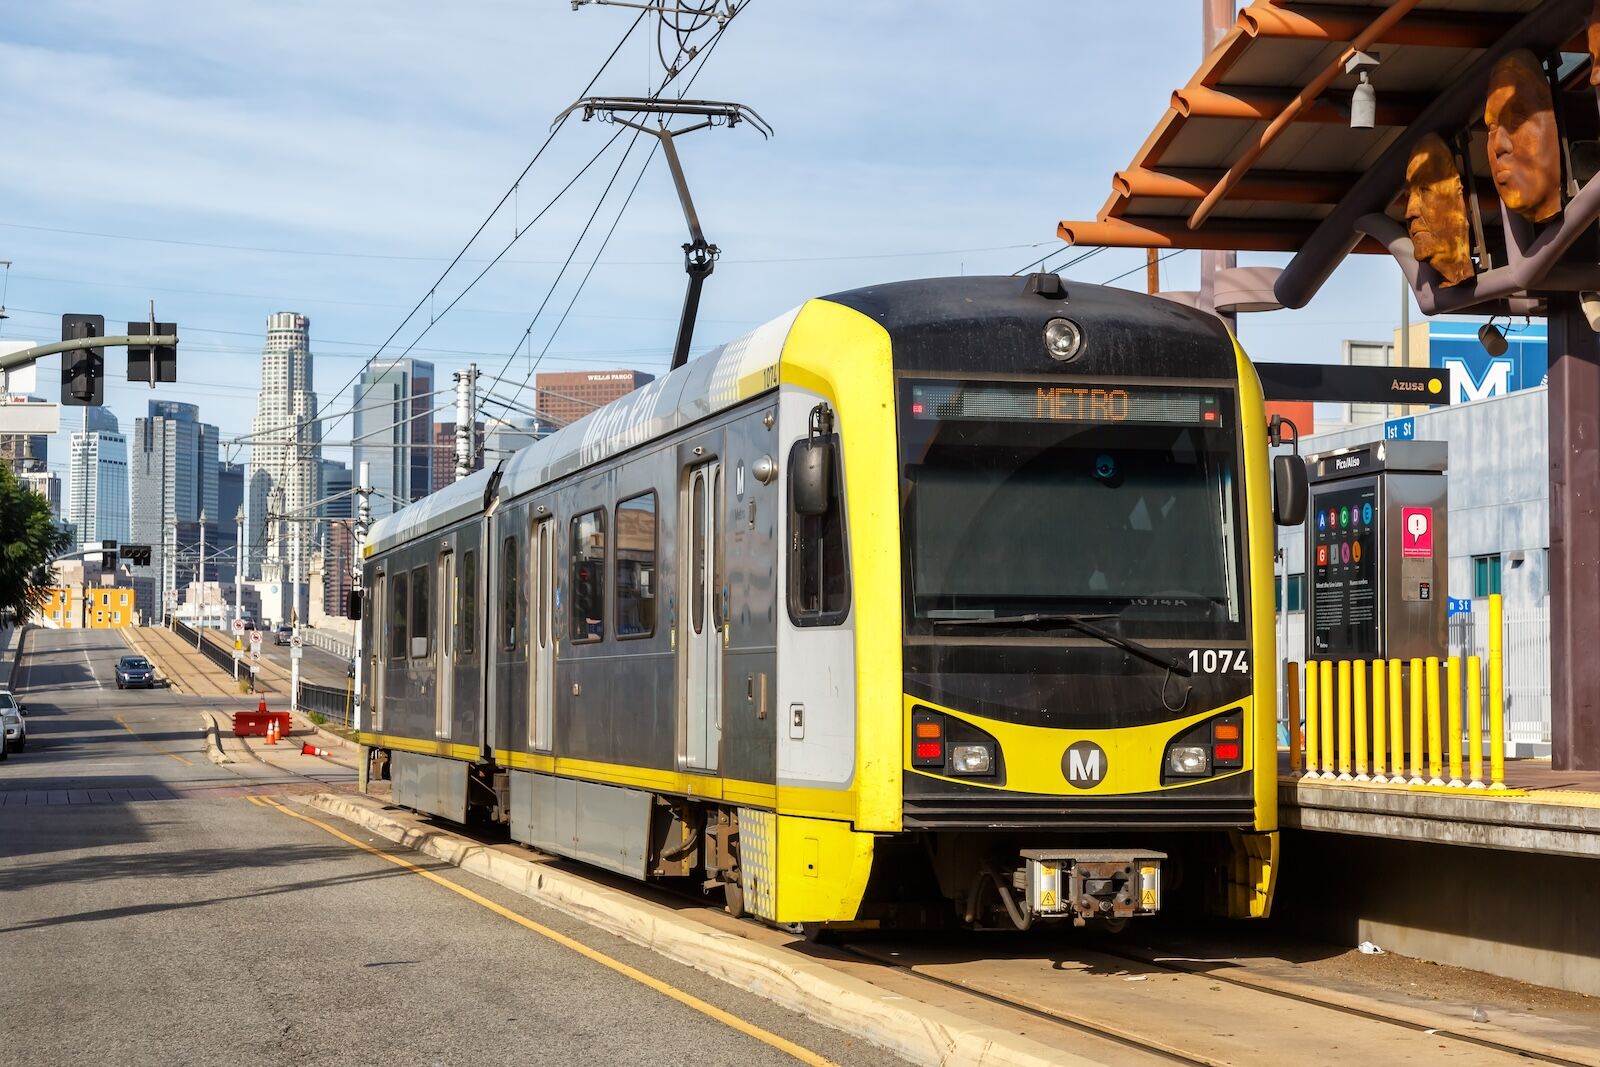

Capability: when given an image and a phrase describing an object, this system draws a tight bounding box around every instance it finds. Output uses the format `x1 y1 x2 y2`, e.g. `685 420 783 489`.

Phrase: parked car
0 690 25 753
114 655 156 690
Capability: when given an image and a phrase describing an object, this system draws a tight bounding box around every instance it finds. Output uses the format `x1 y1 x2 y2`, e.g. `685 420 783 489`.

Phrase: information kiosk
1305 440 1448 662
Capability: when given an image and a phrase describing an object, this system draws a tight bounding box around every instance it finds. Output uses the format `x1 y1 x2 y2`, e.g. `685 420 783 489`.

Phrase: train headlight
949 742 995 776
1044 317 1084 362
1167 745 1211 777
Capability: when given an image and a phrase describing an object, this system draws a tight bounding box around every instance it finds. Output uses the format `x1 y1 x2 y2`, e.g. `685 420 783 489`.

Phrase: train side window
390 572 409 660
570 508 607 643
460 549 477 655
788 436 851 626
410 565 430 658
615 492 656 639
502 536 519 651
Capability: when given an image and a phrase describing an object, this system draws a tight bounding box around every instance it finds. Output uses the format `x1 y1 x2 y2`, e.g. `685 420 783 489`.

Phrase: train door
370 572 386 730
436 548 455 737
682 461 723 771
530 517 555 750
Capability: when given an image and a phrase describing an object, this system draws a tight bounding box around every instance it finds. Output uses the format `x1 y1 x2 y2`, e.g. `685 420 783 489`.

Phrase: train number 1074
1186 649 1250 675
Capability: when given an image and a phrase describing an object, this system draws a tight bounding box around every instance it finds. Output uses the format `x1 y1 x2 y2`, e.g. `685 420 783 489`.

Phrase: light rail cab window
615 493 657 638
898 379 1245 639
570 509 607 643
788 437 850 625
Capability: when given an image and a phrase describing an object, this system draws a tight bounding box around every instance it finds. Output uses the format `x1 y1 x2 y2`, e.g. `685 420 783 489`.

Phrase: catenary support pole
1547 297 1600 770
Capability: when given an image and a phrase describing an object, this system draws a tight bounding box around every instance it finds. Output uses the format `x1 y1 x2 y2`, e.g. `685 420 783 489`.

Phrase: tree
0 465 71 624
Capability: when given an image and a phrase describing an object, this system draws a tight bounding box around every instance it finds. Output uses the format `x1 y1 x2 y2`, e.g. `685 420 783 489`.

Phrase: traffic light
128 321 178 383
119 544 152 567
60 314 106 406
100 539 117 572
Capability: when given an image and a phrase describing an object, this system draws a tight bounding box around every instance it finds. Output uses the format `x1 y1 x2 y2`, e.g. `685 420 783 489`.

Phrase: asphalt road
0 628 899 1067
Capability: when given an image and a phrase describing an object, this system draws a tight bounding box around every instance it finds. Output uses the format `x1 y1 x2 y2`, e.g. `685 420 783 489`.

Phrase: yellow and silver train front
829 276 1280 927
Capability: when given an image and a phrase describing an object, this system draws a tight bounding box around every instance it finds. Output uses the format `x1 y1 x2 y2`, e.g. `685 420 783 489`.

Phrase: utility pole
234 506 245 682
196 511 206 647
454 363 477 482
290 519 301 714
1199 0 1239 332
352 461 371 762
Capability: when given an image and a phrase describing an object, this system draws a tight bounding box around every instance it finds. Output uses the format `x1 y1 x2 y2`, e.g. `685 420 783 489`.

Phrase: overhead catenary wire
486 7 742 435
1100 249 1184 287
311 5 651 452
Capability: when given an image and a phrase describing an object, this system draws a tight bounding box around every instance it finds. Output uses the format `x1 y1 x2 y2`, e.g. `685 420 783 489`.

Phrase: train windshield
898 379 1247 640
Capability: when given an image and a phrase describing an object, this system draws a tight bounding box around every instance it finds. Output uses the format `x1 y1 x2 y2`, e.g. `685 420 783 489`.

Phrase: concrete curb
198 712 232 766
7 624 31 691
307 792 1102 1067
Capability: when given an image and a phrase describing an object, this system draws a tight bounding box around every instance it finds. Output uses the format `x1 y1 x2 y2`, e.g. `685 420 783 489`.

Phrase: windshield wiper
931 612 1193 677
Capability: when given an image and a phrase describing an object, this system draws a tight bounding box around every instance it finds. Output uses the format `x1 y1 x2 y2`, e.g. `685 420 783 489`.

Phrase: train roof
364 275 1236 557
364 303 802 556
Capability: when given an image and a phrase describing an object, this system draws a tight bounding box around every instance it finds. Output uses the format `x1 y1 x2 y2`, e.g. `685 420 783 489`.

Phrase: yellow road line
251 795 839 1067
113 712 193 765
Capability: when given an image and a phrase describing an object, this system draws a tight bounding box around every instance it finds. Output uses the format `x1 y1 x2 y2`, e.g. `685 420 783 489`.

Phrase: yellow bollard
1389 658 1405 780
1337 659 1353 780
1371 659 1388 784
1425 656 1444 786
1446 656 1464 787
1353 658 1369 781
1468 654 1485 788
1304 661 1320 775
1409 658 1425 784
1319 659 1335 779
1287 662 1303 774
1489 593 1506 790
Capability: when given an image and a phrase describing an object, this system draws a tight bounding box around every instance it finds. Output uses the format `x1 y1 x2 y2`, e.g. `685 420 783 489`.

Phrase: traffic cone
257 697 268 714
301 742 329 758
266 718 279 745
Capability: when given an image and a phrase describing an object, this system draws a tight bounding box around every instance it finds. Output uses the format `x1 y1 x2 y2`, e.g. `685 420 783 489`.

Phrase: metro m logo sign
1062 741 1108 789
1441 355 1513 404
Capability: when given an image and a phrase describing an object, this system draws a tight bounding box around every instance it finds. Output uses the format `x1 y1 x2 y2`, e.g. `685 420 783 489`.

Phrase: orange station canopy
1057 0 1590 269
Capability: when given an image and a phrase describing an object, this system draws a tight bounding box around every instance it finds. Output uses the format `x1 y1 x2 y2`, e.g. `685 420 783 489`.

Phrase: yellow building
38 587 137 629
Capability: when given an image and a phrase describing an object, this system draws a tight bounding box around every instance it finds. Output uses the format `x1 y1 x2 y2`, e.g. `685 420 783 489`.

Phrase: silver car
0 690 25 753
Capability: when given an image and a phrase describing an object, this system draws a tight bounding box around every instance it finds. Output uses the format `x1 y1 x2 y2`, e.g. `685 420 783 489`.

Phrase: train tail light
912 713 944 767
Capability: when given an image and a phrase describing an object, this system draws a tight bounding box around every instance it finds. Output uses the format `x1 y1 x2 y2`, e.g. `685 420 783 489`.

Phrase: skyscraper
319 459 354 618
217 461 245 585
352 358 433 516
66 407 129 546
535 369 655 428
249 312 321 620
432 420 484 490
129 401 219 614
0 396 49 474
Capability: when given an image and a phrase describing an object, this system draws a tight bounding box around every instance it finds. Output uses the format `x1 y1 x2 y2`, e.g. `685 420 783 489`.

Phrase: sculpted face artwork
1590 1 1600 87
1485 50 1561 223
1403 134 1473 286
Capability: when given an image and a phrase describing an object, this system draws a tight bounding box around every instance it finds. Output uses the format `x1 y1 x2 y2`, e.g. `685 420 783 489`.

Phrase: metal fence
1449 610 1550 754
302 627 354 661
171 617 241 679
298 681 353 728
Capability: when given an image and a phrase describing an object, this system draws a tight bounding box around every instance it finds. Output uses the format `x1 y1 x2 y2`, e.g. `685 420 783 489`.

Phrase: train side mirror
347 589 363 621
791 438 833 517
1273 454 1308 527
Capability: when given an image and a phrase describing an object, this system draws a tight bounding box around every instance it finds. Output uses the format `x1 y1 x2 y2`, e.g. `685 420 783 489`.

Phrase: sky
0 0 1421 478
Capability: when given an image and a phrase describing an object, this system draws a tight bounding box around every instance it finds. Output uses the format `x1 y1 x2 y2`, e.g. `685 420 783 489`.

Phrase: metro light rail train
354 274 1302 930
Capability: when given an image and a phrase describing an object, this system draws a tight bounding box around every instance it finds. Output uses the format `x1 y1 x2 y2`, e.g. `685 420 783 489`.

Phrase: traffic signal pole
0 333 178 368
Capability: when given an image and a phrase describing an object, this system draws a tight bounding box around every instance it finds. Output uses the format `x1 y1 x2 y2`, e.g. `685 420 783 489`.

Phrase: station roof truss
1057 0 1600 315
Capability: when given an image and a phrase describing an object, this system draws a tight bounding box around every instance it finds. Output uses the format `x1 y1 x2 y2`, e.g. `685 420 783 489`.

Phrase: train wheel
724 881 745 919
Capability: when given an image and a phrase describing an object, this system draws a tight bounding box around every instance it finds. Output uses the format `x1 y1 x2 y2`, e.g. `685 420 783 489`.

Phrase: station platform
1271 751 1600 999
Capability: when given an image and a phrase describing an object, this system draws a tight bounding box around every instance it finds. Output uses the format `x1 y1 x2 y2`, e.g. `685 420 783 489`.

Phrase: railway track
330 790 1600 1067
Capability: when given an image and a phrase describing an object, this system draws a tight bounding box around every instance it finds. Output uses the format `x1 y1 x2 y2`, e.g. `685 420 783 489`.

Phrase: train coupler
1019 849 1166 925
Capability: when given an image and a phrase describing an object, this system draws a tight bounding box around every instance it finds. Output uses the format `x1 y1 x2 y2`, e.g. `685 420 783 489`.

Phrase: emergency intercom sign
1401 507 1434 558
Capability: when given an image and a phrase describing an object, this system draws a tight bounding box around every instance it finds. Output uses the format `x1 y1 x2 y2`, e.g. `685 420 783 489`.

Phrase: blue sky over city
1 1 1415 471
